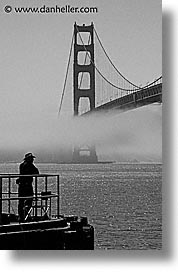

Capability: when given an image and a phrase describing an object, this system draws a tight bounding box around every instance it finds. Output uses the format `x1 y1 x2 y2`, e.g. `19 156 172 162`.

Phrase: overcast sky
0 0 162 161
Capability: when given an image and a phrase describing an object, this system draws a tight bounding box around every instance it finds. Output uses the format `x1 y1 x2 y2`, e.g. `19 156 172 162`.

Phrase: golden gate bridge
58 23 162 163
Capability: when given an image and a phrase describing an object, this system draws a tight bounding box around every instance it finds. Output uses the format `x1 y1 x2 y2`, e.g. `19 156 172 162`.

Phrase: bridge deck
82 83 162 115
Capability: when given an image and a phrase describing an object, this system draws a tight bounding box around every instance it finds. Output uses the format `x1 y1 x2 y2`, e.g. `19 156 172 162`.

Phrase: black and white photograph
0 0 162 253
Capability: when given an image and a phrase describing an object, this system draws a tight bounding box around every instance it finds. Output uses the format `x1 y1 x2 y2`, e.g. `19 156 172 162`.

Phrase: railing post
8 177 11 214
57 175 60 217
35 176 38 217
0 177 2 224
45 176 48 210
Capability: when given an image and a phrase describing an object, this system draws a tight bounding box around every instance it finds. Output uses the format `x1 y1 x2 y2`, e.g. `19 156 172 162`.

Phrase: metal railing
0 174 60 223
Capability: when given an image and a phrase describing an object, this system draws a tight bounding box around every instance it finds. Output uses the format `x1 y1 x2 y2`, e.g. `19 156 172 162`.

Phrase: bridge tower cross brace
72 22 98 163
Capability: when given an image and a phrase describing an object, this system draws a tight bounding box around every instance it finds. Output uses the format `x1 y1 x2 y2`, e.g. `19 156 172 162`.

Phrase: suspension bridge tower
72 22 98 163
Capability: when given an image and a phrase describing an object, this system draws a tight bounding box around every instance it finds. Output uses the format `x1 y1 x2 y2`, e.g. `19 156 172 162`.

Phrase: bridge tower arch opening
72 22 98 163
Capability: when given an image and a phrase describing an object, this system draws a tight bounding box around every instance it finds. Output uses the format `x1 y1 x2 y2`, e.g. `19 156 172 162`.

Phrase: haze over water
0 104 161 163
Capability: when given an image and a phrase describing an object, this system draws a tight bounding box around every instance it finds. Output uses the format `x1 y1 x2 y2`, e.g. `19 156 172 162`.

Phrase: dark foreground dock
0 215 94 250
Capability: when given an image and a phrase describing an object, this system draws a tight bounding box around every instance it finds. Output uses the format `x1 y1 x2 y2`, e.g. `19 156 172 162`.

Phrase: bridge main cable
58 33 74 117
94 28 162 89
94 28 162 90
77 25 161 92
76 26 136 92
94 27 141 89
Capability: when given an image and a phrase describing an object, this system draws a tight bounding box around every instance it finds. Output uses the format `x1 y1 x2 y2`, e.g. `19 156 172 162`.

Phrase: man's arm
33 166 39 174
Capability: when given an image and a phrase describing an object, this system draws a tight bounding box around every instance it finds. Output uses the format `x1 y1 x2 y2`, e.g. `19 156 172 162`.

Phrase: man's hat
24 152 36 160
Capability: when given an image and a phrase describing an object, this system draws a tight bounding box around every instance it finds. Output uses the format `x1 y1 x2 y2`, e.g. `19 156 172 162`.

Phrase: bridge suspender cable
58 34 74 117
94 28 162 90
93 28 141 89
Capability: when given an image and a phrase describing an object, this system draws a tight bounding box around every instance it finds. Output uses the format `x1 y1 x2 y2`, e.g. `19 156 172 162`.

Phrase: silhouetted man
18 153 39 222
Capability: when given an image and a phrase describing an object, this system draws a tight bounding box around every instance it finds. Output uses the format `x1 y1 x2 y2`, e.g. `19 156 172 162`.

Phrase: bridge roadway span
82 83 162 115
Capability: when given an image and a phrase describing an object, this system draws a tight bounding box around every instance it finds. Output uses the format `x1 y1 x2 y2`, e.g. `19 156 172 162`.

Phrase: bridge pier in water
72 22 98 163
72 145 98 164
